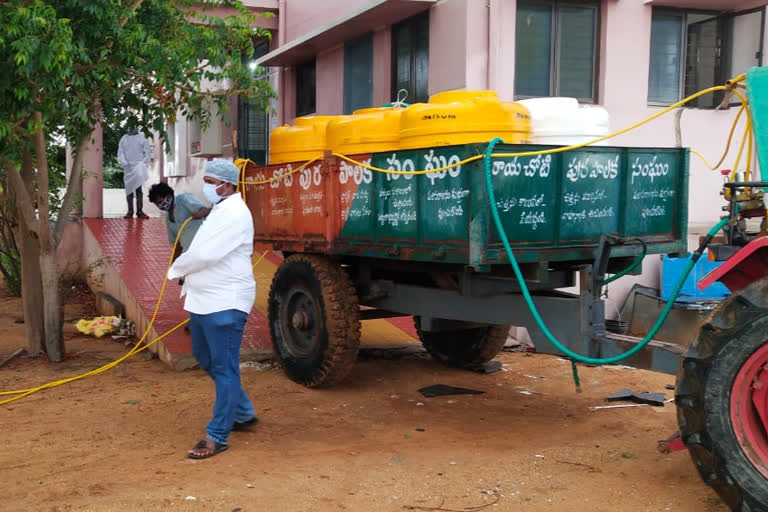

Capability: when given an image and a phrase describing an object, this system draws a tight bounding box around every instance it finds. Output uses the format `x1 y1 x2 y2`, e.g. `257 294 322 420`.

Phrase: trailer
242 68 768 510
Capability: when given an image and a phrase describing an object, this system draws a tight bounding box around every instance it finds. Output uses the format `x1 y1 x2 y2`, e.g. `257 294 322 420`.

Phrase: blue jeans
189 309 255 445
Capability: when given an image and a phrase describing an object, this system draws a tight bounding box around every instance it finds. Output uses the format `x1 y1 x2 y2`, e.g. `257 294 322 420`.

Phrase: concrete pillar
82 122 104 219
372 28 392 106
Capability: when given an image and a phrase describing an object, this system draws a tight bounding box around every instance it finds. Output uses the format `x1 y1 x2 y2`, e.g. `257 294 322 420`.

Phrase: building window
238 39 270 164
392 11 429 104
344 33 374 114
648 9 725 108
515 0 599 103
296 59 316 117
164 121 186 177
727 8 764 78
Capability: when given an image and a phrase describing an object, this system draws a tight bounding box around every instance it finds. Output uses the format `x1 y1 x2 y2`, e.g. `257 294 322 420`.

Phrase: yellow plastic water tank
428 90 498 104
399 90 531 150
269 115 340 165
326 106 403 155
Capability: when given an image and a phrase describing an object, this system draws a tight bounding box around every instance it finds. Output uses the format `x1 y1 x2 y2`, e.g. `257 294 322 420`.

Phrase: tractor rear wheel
268 255 361 387
676 276 768 511
414 318 508 368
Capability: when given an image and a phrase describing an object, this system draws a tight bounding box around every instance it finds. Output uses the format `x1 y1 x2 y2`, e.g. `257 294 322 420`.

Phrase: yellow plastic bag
75 316 119 338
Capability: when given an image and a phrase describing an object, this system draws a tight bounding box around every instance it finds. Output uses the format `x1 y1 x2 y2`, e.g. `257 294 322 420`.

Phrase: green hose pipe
603 239 647 284
484 137 730 365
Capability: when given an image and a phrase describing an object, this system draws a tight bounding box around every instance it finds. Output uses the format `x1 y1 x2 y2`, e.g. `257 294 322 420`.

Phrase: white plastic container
517 97 611 146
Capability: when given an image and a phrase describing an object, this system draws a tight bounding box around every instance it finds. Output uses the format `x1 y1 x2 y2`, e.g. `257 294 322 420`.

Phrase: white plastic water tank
517 98 611 146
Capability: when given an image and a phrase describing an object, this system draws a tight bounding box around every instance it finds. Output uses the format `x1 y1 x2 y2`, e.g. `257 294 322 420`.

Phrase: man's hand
191 207 211 220
171 244 183 264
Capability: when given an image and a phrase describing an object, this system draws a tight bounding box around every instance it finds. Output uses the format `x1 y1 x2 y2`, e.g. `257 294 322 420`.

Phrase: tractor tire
268 255 360 387
414 317 508 368
677 276 768 511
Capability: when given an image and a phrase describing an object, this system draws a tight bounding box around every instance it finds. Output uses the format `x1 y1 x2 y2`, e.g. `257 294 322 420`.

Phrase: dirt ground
0 286 728 512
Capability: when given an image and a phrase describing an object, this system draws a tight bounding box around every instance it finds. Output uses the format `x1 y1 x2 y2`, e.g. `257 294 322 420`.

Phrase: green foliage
47 138 67 215
0 0 275 347
103 165 124 189
0 249 22 297
0 173 21 297
1 0 275 175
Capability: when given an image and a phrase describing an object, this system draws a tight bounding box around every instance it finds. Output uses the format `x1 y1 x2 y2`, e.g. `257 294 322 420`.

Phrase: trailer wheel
414 318 508 368
676 276 768 511
268 255 360 387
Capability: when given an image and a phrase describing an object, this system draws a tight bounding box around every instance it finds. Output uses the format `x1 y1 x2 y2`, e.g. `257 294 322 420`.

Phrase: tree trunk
17 152 45 354
17 222 45 354
39 249 62 360
33 113 64 362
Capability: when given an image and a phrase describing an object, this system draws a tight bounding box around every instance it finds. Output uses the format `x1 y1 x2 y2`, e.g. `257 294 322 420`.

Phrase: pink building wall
283 0 354 42
76 0 766 317
154 0 767 233
429 0 471 94
372 28 393 106
594 0 764 311
316 47 344 115
269 0 767 317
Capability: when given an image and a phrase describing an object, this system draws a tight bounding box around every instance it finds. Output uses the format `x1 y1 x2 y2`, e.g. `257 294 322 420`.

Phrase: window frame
647 7 727 108
238 38 271 164
390 10 430 104
514 0 601 104
343 32 374 115
295 58 317 118
163 120 185 177
723 6 765 98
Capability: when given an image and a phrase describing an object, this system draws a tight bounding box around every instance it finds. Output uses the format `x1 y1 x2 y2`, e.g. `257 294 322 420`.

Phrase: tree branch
184 60 211 77
119 0 144 26
54 134 89 245
33 112 53 252
3 161 39 237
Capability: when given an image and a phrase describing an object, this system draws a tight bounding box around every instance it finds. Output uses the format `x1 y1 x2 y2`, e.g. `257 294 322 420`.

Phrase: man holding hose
167 159 257 459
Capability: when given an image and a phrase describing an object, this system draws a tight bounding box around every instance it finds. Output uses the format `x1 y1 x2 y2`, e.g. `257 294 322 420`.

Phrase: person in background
147 182 209 263
167 159 257 459
118 126 152 219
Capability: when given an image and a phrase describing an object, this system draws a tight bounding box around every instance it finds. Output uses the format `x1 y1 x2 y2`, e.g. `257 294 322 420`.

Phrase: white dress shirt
167 193 256 315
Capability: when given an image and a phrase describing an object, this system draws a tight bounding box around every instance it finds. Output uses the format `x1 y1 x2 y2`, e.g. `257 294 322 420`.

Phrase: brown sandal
187 439 228 459
232 417 259 431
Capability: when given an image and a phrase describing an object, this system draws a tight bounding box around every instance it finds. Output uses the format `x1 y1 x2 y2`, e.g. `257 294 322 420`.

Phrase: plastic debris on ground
591 404 649 411
605 388 666 406
418 384 485 398
239 360 276 371
75 316 136 339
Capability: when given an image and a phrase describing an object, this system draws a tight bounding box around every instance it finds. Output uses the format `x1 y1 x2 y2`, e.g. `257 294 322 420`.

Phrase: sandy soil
0 286 727 512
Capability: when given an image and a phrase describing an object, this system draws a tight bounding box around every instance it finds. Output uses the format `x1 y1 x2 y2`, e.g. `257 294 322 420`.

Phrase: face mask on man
203 182 225 204
158 197 172 211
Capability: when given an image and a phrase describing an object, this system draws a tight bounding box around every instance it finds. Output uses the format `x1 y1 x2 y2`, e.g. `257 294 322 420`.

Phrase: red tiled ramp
85 219 271 369
84 218 417 370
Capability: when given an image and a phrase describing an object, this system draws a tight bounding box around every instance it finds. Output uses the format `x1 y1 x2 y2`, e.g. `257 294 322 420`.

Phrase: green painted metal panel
558 148 622 241
747 67 768 181
623 149 686 237
374 162 419 241
487 150 560 244
337 142 688 266
373 147 475 244
417 148 473 244
339 169 376 239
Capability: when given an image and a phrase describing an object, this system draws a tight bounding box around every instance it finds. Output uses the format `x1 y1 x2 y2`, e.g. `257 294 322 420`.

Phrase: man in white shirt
167 159 257 459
